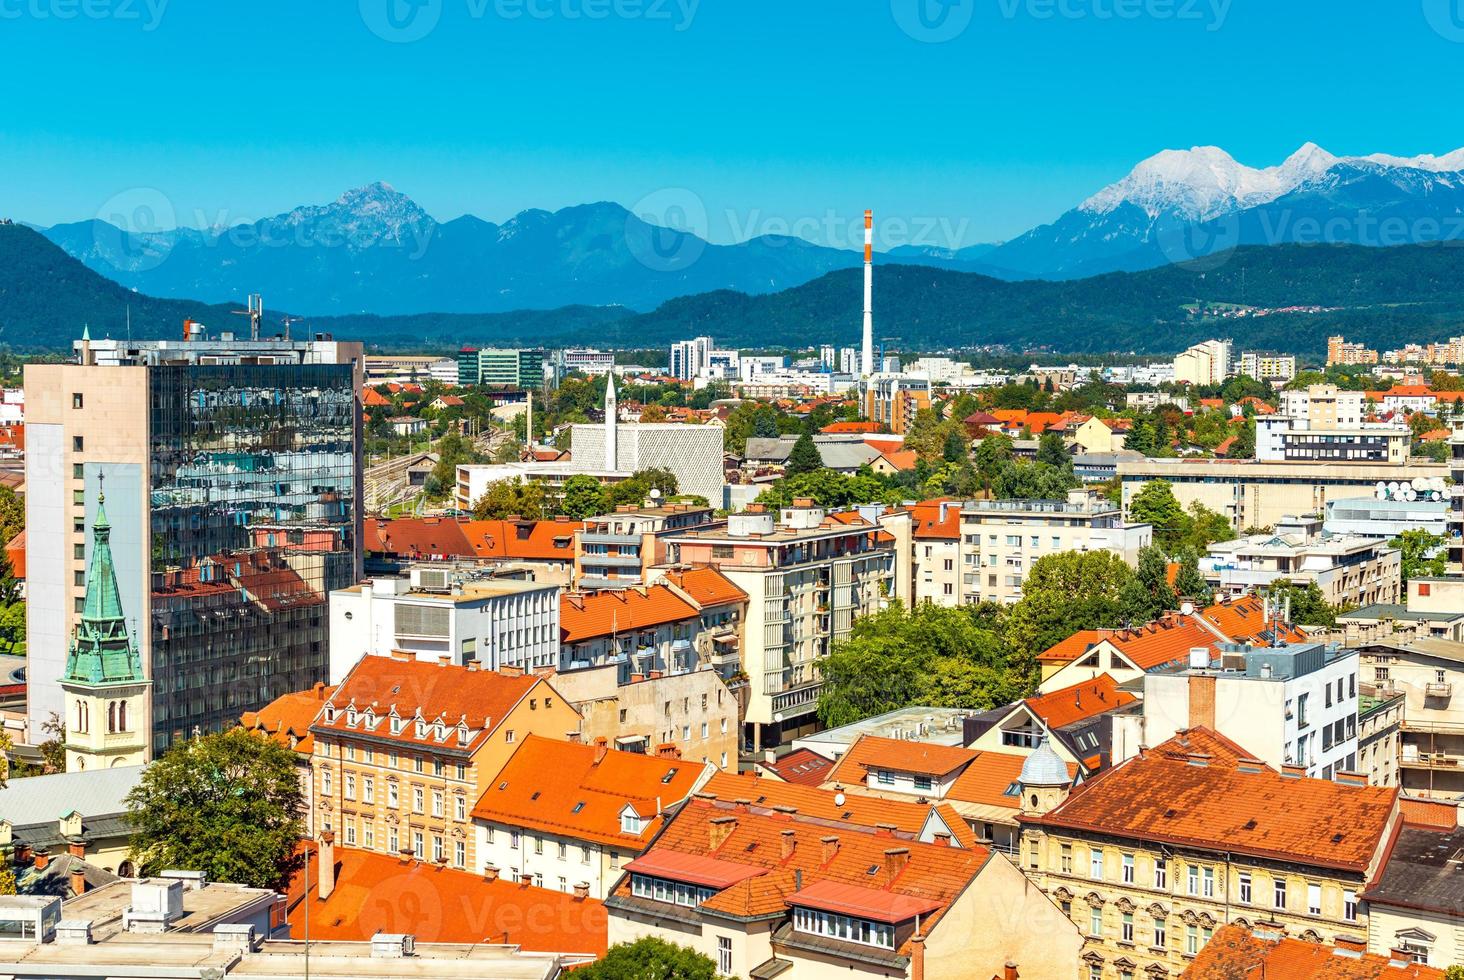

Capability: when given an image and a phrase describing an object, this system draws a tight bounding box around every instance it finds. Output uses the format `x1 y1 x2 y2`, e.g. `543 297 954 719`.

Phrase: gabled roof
876 450 919 472
314 657 551 753
1024 675 1136 730
287 845 607 955
1198 595 1309 646
457 518 582 561
363 517 476 560
700 772 953 840
909 499 961 540
658 567 748 609
759 748 835 786
1036 629 1105 665
948 751 1078 809
1037 617 1224 672
1184 924 1443 979
824 734 980 782
469 735 707 848
613 797 988 953
1023 728 1397 872
241 683 335 755
560 586 700 645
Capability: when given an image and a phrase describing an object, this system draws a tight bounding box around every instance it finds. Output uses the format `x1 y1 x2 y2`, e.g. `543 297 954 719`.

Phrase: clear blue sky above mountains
4 0 1462 246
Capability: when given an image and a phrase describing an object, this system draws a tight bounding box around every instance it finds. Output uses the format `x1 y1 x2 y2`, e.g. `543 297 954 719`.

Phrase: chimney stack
883 847 910 879
69 839 86 860
318 831 336 901
483 865 500 883
593 738 609 766
1004 962 1020 980
780 830 796 860
34 853 49 872
709 816 738 850
573 881 590 900
861 209 874 378
820 835 840 865
70 867 86 896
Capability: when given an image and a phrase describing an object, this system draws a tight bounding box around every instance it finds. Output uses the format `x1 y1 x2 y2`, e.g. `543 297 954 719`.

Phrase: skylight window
572 801 586 813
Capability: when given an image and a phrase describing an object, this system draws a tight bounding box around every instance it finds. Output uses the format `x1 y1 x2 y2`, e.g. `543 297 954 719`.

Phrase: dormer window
620 808 643 835
324 706 336 724
346 708 358 727
391 716 403 735
457 725 469 744
793 907 895 950
415 720 426 738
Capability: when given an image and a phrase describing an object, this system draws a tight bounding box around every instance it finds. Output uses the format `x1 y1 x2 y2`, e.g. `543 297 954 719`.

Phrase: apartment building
909 499 962 607
604 788 1083 980
469 735 712 898
861 374 932 435
967 674 1141 778
1173 339 1232 386
669 337 714 381
1140 641 1361 779
959 491 1152 605
328 568 560 682
557 584 704 678
1018 727 1400 979
308 655 581 873
25 333 362 757
1327 335 1380 366
1358 685 1405 788
1357 637 1464 800
547 664 740 769
1279 383 1368 429
1255 415 1411 463
457 347 543 389
1200 524 1401 608
1360 803 1464 969
1237 351 1297 384
574 503 720 590
660 503 895 750
1118 458 1449 532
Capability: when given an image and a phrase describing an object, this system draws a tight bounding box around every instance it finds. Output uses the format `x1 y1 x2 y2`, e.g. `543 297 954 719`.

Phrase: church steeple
61 481 149 771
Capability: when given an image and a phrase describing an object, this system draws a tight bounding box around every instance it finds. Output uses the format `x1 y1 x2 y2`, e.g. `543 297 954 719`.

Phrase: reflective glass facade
147 364 359 752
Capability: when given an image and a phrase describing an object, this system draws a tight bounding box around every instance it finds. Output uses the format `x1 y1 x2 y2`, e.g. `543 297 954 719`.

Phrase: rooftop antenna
281 314 305 341
231 293 263 341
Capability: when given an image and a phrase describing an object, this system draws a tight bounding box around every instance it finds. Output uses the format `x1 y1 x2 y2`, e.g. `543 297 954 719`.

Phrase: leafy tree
0 862 14 896
471 479 546 520
991 460 1079 500
756 469 904 510
126 728 305 892
1133 545 1179 617
607 468 680 509
561 475 610 520
785 433 823 477
1443 966 1464 980
638 403 668 423
1266 579 1339 628
576 938 716 980
1392 528 1447 585
0 486 22 545
973 434 1014 480
1171 547 1213 605
0 602 24 654
1227 418 1256 459
1125 420 1157 456
38 712 64 774
1005 551 1135 663
1036 432 1070 467
1181 501 1237 552
1128 480 1189 552
942 427 970 464
752 405 781 439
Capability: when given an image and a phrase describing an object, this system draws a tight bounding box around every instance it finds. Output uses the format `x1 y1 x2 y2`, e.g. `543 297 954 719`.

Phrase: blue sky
2 0 1462 247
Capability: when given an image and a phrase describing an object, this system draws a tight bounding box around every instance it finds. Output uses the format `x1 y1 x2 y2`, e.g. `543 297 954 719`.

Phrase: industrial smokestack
861 209 874 378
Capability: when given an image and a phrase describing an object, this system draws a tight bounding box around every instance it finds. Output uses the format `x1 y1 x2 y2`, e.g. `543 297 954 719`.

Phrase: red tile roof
701 772 944 838
658 567 748 608
909 499 962 540
615 797 988 952
1024 674 1136 729
826 735 981 780
470 735 706 848
560 586 700 644
1184 924 1443 979
1036 629 1105 665
948 751 1078 809
877 450 919 471
241 683 334 755
1038 617 1223 672
457 518 582 562
364 517 476 560
759 748 835 786
1024 728 1397 872
821 421 884 434
315 656 551 753
287 845 607 955
1198 595 1309 646
362 388 392 407
788 879 940 923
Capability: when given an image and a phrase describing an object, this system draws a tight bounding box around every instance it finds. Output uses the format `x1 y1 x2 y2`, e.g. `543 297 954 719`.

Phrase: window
455 840 466 868
456 763 467 780
1154 856 1167 890
1203 866 1215 898
1090 850 1103 879
506 729 516 743
877 769 893 786
432 790 444 818
72 393 83 409
433 759 445 777
621 811 642 834
1274 879 1287 910
1238 872 1251 905
510 831 520 850
1344 889 1357 922
1307 882 1321 916
1089 907 1103 937
364 823 374 849
413 787 424 813
558 842 568 860
1089 968 1102 980
322 770 333 796
1187 864 1199 896
534 836 544 856
413 831 424 859
73 435 83 452
1121 853 1134 884
344 774 356 800
432 835 444 863
1060 844 1073 874
1186 925 1199 956
414 756 425 774
791 908 895 950
1154 918 1167 950
362 777 374 804
388 827 398 854
388 782 399 807
455 796 467 821
913 775 933 792
718 937 732 974
1121 912 1134 944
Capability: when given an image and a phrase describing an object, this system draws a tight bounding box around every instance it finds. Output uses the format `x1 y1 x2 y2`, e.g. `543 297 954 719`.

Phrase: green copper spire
63 482 144 687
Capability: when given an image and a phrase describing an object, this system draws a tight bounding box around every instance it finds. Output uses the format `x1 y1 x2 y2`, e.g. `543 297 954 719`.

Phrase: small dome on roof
1019 736 1071 787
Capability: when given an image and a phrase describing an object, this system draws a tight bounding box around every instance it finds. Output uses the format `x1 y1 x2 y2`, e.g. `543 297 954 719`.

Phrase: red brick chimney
572 882 589 900
883 847 910 879
780 830 796 860
70 867 86 896
820 836 839 865
318 831 336 901
1003 962 1019 980
483 865 500 882
709 816 738 850
68 839 86 860
33 853 49 871
592 738 609 766
910 932 926 980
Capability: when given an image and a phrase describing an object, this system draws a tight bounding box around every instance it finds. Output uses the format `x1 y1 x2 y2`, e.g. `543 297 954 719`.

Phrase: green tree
1036 432 1070 467
1227 418 1256 459
1005 551 1135 663
1442 966 1463 980
471 479 546 520
1128 480 1191 552
942 427 969 463
607 468 680 509
0 862 14 895
1181 502 1237 552
1266 579 1339 628
0 602 24 653
974 434 1014 482
755 469 903 510
126 728 305 892
1133 545 1179 617
1392 528 1447 585
576 938 717 980
561 475 609 520
990 460 1079 500
0 486 22 545
1171 548 1213 605
785 432 823 477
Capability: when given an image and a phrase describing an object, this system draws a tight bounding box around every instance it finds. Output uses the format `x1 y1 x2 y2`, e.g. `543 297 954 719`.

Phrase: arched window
108 701 117 734
118 700 128 732
76 700 89 734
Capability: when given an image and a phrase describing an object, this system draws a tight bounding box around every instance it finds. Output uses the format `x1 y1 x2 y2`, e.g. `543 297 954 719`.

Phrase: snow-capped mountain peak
269 181 435 247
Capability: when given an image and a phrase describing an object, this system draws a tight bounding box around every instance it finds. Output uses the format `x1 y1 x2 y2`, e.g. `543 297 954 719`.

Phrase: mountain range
30 142 1464 316
8 219 1464 356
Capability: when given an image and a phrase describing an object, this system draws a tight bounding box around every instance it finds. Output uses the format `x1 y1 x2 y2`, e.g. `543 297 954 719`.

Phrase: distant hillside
7 220 1464 355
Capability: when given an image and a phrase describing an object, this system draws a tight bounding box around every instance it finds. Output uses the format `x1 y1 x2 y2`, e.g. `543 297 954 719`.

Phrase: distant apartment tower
838 347 859 375
1279 383 1368 429
26 332 363 756
861 374 931 435
1238 350 1297 384
458 347 544 389
1172 338 1232 386
1327 334 1380 366
669 337 713 381
818 345 835 370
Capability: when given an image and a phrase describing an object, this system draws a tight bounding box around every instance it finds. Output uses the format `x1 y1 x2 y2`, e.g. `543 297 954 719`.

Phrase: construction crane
280 314 305 341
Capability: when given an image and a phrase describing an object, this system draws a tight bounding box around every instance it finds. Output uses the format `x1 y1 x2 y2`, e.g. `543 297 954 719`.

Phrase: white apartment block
959 490 1152 605
1200 520 1401 608
1256 416 1410 463
560 348 617 376
1141 641 1361 780
1238 351 1297 384
327 568 560 681
1172 339 1232 386
1279 384 1368 429
669 337 713 380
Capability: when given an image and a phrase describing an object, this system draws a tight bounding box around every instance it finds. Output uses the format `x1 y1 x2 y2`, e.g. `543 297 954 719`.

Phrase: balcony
580 554 642 569
1400 752 1464 770
1426 682 1454 701
580 533 643 546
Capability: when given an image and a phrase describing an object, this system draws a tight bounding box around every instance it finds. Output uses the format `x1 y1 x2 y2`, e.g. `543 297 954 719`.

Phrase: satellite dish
834 792 846 807
649 488 662 501
1406 489 1418 501
1412 477 1427 491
